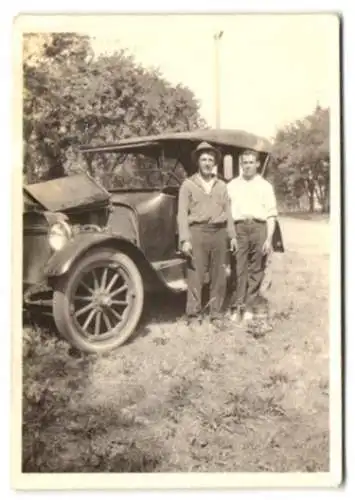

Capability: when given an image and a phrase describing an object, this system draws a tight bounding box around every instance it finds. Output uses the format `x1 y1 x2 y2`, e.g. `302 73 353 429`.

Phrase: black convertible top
79 128 271 155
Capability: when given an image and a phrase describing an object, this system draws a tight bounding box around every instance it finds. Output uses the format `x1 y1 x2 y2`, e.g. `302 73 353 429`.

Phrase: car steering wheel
164 170 183 187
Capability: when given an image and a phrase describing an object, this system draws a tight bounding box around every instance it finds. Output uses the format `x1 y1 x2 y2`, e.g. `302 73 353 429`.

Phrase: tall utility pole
213 30 224 129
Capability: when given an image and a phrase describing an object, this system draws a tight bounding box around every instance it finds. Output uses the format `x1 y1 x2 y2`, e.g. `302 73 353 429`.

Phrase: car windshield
87 152 187 191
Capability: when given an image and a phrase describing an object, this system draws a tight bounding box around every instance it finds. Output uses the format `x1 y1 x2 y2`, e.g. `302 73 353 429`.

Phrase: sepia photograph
12 12 342 489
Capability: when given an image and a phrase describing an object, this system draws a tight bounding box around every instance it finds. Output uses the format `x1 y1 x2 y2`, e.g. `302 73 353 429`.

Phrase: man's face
198 152 216 177
240 153 259 179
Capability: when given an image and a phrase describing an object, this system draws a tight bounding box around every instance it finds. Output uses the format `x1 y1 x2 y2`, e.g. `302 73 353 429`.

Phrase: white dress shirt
227 174 278 221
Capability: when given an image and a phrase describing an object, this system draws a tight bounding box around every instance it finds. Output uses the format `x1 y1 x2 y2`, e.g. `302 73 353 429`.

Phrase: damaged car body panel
24 172 111 213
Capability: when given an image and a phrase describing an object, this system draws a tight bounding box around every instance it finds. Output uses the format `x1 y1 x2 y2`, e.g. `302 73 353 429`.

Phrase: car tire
52 247 144 353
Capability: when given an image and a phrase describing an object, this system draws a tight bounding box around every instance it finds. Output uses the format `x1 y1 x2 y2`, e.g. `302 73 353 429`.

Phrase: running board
151 257 187 292
165 279 187 292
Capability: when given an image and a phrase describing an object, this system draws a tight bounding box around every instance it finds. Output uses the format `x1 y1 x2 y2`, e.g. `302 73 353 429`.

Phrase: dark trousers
231 220 267 311
186 225 227 319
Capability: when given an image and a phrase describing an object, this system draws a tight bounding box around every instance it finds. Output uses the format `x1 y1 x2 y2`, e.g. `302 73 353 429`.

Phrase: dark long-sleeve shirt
177 173 236 243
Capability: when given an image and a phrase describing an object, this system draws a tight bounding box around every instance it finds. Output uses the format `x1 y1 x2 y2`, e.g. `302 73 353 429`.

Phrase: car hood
109 191 161 207
24 173 111 213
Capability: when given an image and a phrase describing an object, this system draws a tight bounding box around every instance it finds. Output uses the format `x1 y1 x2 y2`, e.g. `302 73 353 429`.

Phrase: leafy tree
23 33 206 184
271 105 330 212
23 33 94 182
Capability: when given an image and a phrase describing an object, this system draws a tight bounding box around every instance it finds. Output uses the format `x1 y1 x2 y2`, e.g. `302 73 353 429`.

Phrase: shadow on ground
22 324 165 473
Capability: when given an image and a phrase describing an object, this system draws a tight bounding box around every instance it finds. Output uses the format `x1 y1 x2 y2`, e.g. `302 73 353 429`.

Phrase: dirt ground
24 216 330 473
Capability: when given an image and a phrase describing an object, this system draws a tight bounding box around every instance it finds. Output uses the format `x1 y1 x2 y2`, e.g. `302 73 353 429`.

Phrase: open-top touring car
23 129 284 353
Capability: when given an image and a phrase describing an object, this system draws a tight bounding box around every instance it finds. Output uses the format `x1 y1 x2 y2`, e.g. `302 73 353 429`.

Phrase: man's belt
234 218 266 224
190 221 227 230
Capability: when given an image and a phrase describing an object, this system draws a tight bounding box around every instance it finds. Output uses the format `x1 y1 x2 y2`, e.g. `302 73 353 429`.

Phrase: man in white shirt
227 149 278 325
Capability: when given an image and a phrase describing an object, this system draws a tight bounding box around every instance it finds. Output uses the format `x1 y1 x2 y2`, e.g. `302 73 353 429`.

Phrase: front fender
44 232 143 278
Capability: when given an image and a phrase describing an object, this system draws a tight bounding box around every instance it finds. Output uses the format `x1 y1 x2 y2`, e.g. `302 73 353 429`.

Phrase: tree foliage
270 105 330 212
23 33 206 184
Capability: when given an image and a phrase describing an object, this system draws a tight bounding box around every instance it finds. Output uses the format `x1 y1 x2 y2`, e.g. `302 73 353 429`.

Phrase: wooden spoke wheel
53 248 144 353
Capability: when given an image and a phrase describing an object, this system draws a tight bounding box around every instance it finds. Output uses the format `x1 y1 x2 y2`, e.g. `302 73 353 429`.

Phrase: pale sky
84 14 339 139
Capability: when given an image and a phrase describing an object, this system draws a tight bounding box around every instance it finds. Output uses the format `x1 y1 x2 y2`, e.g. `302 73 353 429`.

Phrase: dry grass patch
22 218 330 472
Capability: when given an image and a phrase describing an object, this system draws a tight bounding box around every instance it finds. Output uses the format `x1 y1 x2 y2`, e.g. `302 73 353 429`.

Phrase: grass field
22 216 330 473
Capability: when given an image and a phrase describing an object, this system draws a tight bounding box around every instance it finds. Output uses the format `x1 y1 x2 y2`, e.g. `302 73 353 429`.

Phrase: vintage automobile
23 129 284 353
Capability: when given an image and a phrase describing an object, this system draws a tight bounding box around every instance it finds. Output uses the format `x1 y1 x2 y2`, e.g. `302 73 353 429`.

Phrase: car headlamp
48 220 72 252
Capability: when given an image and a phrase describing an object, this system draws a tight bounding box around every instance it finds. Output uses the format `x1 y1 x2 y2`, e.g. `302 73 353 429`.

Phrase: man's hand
262 238 272 255
181 240 193 256
230 238 238 254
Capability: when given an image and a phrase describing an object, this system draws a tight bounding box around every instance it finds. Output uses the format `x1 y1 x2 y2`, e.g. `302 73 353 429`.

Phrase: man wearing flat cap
177 142 238 327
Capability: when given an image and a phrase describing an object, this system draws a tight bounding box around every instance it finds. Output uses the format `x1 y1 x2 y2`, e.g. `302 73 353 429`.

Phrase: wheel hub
92 291 112 309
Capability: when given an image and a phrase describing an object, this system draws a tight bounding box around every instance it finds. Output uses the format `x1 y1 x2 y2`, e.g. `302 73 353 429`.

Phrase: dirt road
279 216 330 255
